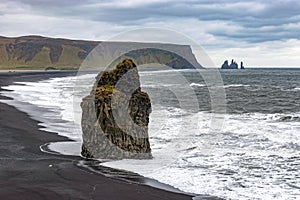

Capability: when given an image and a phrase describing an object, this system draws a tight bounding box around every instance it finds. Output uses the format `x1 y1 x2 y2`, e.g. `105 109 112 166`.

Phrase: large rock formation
221 59 239 69
221 60 230 69
81 59 152 159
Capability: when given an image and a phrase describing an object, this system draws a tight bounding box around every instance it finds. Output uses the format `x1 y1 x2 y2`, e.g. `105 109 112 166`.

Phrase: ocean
1 68 300 200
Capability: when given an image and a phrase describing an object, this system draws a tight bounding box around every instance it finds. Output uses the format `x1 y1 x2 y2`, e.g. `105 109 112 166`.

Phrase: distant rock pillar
221 60 229 69
241 61 245 69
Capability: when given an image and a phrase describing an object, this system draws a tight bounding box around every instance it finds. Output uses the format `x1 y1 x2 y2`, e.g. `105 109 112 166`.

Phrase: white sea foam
103 110 300 200
223 84 250 88
280 87 300 92
190 83 205 87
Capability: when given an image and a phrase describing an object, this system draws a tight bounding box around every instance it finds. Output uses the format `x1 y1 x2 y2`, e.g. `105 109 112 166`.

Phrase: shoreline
0 71 206 200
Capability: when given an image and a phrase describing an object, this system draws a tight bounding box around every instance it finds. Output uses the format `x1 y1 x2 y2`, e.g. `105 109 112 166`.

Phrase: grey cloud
211 30 300 43
3 0 300 44
13 0 85 6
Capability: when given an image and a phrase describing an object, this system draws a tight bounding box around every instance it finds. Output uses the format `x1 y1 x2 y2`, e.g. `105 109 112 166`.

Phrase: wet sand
0 71 220 200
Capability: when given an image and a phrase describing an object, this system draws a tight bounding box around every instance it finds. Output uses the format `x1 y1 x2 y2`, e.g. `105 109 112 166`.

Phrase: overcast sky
1 0 300 67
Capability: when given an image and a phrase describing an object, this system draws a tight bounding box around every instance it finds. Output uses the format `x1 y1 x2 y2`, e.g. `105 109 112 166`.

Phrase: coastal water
1 68 300 200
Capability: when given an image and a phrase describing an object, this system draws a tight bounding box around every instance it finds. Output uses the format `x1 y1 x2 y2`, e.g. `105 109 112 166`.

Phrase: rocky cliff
81 59 152 159
0 36 98 70
0 35 203 70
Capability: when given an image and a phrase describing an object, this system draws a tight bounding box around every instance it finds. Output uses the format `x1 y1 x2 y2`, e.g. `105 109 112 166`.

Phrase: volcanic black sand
0 71 220 200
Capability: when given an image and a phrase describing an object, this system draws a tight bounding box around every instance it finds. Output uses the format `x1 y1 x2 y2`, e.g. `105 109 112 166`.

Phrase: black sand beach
0 71 197 200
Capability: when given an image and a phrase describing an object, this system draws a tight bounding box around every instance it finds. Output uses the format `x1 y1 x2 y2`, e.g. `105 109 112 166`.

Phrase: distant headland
0 35 202 70
221 59 245 69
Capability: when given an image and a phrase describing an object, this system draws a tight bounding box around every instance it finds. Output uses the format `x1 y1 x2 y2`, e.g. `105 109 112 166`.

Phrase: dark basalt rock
81 59 152 159
221 60 229 69
221 59 239 69
241 61 245 69
229 59 238 69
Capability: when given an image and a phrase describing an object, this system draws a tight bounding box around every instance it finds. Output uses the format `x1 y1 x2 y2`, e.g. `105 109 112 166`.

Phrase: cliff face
0 35 203 70
0 36 98 69
81 59 152 159
122 47 199 69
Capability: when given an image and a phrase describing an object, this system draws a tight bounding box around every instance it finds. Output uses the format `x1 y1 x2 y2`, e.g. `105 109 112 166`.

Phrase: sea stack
81 59 152 159
229 59 238 69
241 61 245 69
221 59 241 69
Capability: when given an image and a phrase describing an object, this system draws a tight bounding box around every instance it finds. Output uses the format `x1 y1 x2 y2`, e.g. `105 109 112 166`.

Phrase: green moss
103 85 115 92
